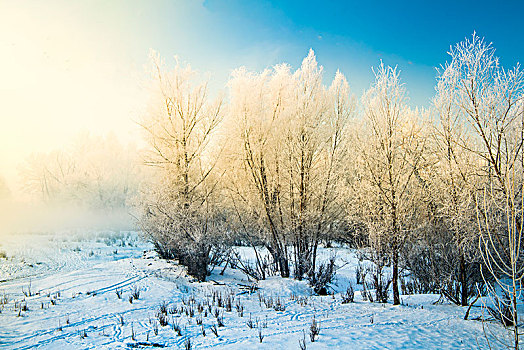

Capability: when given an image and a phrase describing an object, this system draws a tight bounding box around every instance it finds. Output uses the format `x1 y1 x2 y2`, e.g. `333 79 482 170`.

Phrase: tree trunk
392 248 400 305
267 244 290 278
279 256 290 278
460 254 468 306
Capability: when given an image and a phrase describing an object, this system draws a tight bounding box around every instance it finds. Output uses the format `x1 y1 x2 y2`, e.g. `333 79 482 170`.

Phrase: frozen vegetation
0 230 502 349
1 33 523 349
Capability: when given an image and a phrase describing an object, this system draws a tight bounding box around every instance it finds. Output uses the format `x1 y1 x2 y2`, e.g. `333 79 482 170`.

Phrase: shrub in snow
235 300 244 317
171 318 182 336
299 330 307 350
210 324 219 337
216 311 225 327
184 337 192 350
309 316 320 342
131 285 141 300
156 311 168 327
341 283 354 304
308 257 336 295
258 326 264 343
246 314 256 329
403 229 483 306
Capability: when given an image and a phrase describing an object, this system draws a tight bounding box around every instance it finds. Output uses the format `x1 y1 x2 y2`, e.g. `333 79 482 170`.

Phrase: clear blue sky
148 0 524 106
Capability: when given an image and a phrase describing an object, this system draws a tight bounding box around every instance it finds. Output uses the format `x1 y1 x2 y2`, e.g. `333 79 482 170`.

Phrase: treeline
138 34 524 315
18 33 521 321
19 132 141 210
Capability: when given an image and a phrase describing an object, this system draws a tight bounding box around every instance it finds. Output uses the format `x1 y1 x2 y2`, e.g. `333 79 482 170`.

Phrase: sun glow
0 2 146 193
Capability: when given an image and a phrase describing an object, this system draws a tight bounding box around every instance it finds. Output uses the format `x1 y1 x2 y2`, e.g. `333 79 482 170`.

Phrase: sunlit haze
1 0 523 195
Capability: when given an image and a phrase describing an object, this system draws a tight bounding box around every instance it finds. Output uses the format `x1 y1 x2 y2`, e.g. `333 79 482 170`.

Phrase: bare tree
227 50 353 283
20 149 79 204
138 52 226 281
427 60 485 306
356 62 427 305
440 33 524 349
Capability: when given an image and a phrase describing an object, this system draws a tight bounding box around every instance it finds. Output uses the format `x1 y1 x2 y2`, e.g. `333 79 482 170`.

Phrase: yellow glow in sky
0 1 146 192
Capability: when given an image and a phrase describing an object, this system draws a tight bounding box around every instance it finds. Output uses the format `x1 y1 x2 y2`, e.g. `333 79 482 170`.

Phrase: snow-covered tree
227 50 354 283
355 62 428 305
439 33 524 348
19 133 140 209
138 52 226 281
421 60 485 306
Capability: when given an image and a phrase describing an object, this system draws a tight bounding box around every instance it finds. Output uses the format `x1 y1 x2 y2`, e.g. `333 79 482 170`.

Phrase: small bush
172 318 182 336
299 330 307 350
210 324 219 337
159 301 168 315
309 257 336 295
258 327 264 343
246 314 256 329
22 281 34 297
274 297 285 311
79 329 87 339
309 316 320 342
184 337 192 350
157 312 169 327
341 283 354 304
236 300 244 317
131 285 141 300
1 293 8 305
225 295 233 312
217 311 225 327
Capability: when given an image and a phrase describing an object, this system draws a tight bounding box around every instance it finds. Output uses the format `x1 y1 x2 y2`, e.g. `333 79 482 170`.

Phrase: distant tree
19 133 139 209
19 150 75 203
0 175 11 200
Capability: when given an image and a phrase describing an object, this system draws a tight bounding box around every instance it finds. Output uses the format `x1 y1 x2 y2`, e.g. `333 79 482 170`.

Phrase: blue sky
1 0 523 187
147 0 524 106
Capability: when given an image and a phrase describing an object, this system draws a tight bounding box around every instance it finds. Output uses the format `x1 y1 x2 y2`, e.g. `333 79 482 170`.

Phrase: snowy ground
0 231 504 349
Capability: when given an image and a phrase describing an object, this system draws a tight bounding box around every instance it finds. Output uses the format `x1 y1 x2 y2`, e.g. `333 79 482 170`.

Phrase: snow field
0 231 502 349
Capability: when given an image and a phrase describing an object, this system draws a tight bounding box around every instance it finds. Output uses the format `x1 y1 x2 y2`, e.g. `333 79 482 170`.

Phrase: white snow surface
0 231 502 349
